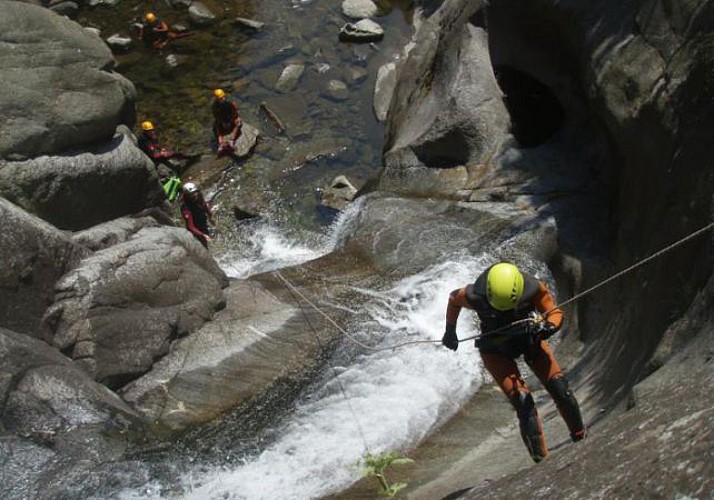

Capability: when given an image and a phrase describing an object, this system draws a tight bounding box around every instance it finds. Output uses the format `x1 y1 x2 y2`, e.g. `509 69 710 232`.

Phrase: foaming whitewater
217 198 367 279
218 222 326 278
179 254 493 500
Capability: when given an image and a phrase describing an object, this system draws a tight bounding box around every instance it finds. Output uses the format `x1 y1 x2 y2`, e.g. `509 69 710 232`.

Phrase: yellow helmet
145 12 157 23
486 263 524 311
214 88 226 99
141 120 154 131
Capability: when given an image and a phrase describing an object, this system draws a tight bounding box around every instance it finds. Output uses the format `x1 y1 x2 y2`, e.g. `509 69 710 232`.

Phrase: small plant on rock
361 450 414 497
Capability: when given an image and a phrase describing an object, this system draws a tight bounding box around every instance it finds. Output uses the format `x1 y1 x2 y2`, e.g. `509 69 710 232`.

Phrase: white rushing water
179 239 492 499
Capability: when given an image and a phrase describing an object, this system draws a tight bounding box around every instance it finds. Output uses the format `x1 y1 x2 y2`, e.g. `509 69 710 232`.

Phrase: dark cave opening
494 65 565 148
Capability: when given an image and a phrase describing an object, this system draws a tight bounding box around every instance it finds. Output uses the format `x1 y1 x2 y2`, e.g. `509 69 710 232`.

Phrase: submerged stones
339 19 385 43
276 63 306 91
341 0 381 19
339 0 385 44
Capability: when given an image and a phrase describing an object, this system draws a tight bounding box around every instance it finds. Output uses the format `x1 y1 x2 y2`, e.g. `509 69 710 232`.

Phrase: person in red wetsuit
179 182 215 248
211 88 242 156
137 121 180 166
441 262 586 462
139 12 178 49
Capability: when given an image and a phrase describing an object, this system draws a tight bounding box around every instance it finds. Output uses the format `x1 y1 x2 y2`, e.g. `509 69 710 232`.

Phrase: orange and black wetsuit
446 266 585 462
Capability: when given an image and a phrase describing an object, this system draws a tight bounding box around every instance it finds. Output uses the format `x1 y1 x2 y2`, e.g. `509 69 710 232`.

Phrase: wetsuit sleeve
181 205 207 240
533 282 563 329
446 287 473 327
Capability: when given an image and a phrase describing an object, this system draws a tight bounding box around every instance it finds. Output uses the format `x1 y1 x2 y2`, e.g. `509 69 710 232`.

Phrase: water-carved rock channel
0 0 712 499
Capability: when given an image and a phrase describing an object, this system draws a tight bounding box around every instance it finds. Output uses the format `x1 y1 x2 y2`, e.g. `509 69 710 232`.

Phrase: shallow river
79 1 500 498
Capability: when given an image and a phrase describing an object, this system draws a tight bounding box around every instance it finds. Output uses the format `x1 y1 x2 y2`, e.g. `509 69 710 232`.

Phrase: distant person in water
137 120 181 168
211 88 242 157
179 182 215 248
441 262 586 462
138 12 184 49
137 120 199 193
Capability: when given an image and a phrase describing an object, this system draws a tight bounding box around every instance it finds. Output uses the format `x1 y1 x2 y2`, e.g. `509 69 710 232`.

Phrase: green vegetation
361 450 414 497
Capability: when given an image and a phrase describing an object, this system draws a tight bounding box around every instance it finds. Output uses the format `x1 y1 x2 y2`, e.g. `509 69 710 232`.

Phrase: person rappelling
441 262 586 462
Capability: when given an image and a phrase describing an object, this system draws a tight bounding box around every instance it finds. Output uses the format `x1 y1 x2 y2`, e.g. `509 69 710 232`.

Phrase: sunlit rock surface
0 2 135 159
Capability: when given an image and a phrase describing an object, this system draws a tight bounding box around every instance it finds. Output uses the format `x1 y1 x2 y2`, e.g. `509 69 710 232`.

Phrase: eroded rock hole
495 65 564 148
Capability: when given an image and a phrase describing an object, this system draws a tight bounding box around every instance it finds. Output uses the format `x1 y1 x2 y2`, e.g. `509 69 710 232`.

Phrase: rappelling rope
274 221 712 352
542 221 714 316
274 270 373 455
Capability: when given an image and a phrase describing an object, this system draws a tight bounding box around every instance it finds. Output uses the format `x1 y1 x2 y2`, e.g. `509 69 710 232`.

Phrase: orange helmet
214 88 226 99
145 12 157 23
141 120 155 131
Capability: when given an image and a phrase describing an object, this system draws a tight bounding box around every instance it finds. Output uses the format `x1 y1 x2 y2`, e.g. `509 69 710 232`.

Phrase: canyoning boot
510 391 548 462
546 376 586 442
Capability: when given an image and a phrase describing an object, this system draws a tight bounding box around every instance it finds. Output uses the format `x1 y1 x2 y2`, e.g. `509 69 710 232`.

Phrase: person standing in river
179 182 215 248
211 88 242 156
441 262 586 462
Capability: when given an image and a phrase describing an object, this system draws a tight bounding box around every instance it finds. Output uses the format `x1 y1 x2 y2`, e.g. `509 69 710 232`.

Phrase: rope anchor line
274 221 713 352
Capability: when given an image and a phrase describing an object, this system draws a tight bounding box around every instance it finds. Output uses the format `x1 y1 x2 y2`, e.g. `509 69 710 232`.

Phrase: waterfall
177 247 493 499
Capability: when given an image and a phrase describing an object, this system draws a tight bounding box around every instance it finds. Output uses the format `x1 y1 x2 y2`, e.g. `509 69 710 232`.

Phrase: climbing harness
274 221 713 352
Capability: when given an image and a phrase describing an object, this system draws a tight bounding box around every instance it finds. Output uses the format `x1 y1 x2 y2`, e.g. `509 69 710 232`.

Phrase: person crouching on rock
179 182 215 248
211 88 242 157
441 262 586 462
137 120 182 175
138 12 180 49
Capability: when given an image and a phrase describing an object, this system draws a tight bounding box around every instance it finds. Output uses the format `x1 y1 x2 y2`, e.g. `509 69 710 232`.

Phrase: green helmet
486 263 524 311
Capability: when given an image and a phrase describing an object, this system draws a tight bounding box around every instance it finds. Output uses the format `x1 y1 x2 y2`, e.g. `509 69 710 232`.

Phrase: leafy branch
361 451 414 497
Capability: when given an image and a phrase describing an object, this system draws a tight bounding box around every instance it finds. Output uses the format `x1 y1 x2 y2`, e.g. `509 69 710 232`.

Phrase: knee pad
509 391 536 421
546 376 585 438
509 391 547 462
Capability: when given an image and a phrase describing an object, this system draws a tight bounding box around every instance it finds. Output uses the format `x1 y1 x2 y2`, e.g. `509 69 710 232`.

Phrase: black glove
442 324 459 351
533 321 558 341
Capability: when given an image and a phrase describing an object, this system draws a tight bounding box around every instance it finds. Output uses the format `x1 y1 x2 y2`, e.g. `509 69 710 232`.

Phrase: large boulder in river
0 327 140 439
373 0 511 197
0 2 136 160
0 126 165 231
0 198 89 340
119 255 384 430
42 226 229 389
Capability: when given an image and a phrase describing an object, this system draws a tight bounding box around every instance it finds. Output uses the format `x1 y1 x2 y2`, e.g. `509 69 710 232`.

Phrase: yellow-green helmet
486 263 524 311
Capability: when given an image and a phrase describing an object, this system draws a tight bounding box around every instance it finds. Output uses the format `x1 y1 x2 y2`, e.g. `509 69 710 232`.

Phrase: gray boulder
374 1 511 196
373 61 397 122
119 263 371 430
0 127 165 231
188 1 217 26
232 122 261 157
71 215 164 252
339 19 385 43
319 175 358 212
341 0 380 19
275 63 306 91
0 327 139 439
0 198 89 340
42 226 229 388
0 2 136 159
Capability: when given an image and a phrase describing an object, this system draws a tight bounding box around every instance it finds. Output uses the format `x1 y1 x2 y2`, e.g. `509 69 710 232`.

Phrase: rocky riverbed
1 0 713 499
